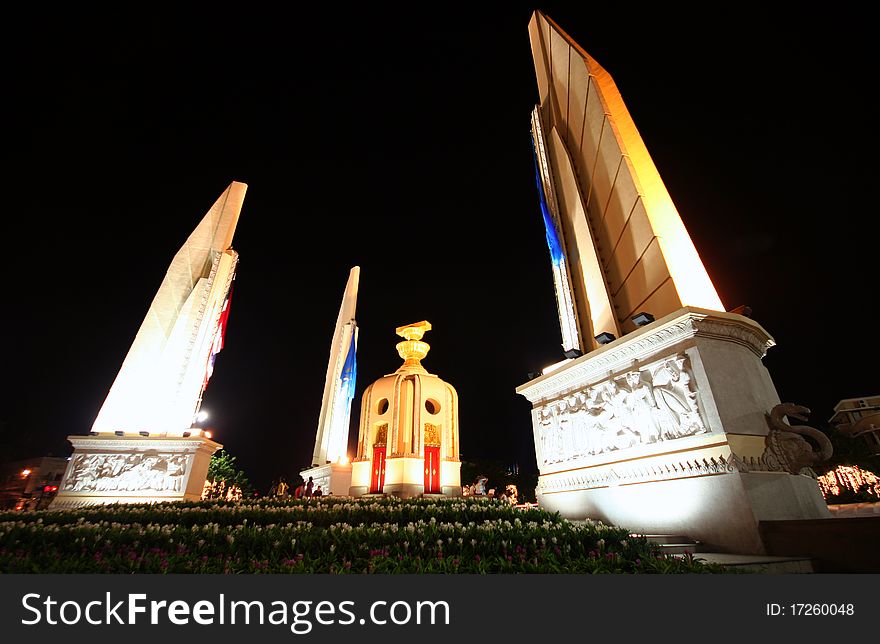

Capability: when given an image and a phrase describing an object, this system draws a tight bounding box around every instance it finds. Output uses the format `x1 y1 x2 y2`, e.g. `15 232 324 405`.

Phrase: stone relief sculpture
63 452 191 493
762 403 833 475
536 354 707 467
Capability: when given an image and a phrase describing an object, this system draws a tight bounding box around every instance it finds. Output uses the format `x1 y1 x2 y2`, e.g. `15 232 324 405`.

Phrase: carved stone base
50 434 222 509
518 307 830 554
300 462 352 496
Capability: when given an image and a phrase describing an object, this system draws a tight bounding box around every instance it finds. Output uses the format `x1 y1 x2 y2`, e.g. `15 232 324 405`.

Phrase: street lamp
20 469 31 479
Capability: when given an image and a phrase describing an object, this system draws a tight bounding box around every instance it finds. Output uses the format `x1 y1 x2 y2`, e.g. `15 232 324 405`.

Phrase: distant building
0 457 69 510
829 396 880 455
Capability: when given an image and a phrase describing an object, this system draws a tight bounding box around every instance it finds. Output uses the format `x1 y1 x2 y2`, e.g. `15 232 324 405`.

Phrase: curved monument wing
312 266 360 466
91 181 247 435
529 11 723 348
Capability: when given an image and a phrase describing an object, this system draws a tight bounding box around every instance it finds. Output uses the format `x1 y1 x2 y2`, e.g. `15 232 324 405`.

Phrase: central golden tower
349 321 461 497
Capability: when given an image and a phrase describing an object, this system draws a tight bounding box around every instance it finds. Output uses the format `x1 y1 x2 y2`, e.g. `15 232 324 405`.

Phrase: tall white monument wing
529 11 724 349
312 266 360 466
91 182 247 435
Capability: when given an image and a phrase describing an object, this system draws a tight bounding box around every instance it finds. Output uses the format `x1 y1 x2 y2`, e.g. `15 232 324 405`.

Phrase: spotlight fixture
182 431 191 438
88 431 98 436
114 431 125 437
631 312 655 327
139 431 150 437
563 348 583 359
527 371 540 380
595 332 616 345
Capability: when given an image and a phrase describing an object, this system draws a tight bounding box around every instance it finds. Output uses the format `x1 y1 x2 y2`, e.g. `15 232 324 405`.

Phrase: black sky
2 4 876 491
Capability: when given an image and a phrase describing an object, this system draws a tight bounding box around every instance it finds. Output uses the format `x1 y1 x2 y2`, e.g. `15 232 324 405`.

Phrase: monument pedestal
301 462 352 496
350 456 462 498
50 434 222 509
517 307 830 554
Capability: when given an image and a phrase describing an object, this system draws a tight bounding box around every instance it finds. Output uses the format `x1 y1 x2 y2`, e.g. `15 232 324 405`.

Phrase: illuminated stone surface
52 183 243 507
518 308 831 554
311 267 360 467
350 322 461 498
300 267 360 496
529 11 724 349
92 181 246 435
50 435 220 508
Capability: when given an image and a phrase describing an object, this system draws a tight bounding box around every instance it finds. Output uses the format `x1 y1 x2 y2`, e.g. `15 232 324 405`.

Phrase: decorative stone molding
517 307 775 404
762 403 833 474
51 435 221 508
424 423 441 447
691 315 773 359
534 353 708 468
62 452 192 494
373 424 388 447
68 437 211 452
728 404 833 476
538 454 739 493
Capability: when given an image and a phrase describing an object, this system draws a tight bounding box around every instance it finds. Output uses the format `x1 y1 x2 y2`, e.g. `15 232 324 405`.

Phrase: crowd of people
267 475 524 504
461 478 520 505
268 476 324 499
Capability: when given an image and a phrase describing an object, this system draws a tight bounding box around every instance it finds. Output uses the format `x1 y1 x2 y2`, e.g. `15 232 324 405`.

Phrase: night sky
2 4 875 491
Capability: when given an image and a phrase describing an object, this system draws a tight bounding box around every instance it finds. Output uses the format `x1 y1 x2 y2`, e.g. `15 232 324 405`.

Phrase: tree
204 450 252 499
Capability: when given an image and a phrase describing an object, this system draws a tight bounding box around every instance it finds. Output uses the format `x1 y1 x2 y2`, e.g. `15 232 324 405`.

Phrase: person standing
305 476 314 498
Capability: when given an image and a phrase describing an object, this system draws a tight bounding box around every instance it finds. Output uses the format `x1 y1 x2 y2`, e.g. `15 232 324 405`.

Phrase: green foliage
206 450 252 497
0 497 732 574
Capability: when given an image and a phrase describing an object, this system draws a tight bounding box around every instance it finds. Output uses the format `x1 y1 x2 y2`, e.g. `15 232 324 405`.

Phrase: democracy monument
44 11 837 559
516 11 830 553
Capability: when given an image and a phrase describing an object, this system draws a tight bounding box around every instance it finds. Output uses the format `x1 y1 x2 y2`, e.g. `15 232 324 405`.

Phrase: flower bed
0 498 729 573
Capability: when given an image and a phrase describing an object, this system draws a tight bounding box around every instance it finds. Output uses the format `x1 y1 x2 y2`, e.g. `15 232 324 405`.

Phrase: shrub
0 497 730 574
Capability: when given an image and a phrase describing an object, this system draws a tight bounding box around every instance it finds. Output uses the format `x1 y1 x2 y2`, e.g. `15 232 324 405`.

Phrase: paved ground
688 552 814 573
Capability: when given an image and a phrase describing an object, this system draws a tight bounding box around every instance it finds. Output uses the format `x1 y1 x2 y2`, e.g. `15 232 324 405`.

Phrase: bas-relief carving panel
62 452 192 493
535 354 707 469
